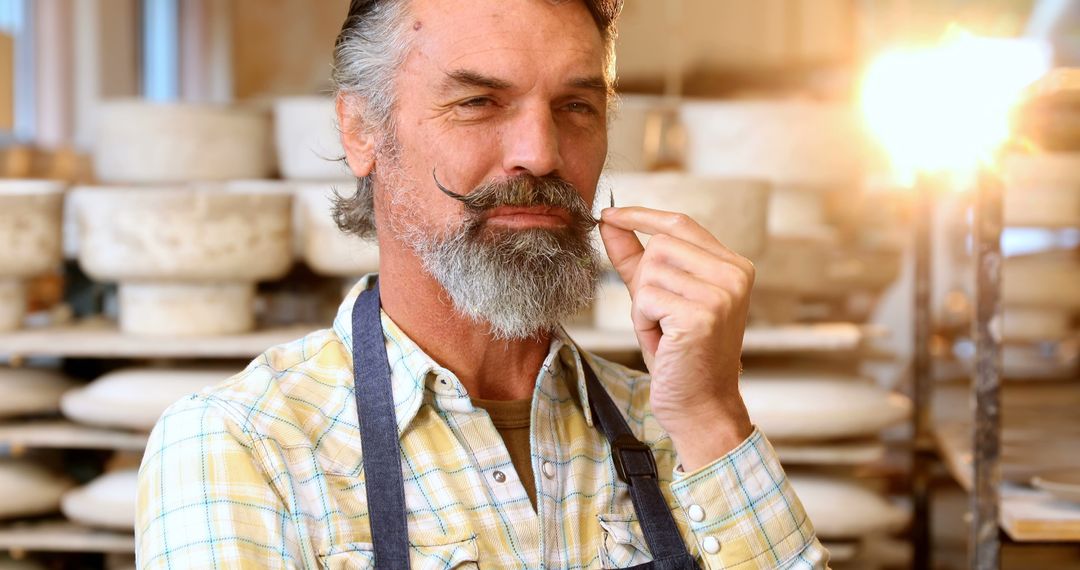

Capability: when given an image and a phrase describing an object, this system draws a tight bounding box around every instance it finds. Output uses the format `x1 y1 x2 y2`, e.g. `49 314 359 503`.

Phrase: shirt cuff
669 428 820 569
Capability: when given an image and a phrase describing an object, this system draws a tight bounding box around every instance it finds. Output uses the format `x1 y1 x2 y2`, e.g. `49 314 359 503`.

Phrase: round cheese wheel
0 279 25 332
1003 308 1074 342
754 238 833 295
61 367 232 430
297 185 380 276
0 367 77 419
1002 153 1080 228
61 469 137 530
601 172 769 261
768 187 833 240
93 101 274 183
0 459 72 519
117 282 255 336
274 97 351 181
1003 252 1080 310
740 375 911 441
0 181 64 277
789 475 909 539
72 183 294 282
680 100 866 186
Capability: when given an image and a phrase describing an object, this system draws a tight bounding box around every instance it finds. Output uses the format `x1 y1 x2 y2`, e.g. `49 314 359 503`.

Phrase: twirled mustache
432 169 605 231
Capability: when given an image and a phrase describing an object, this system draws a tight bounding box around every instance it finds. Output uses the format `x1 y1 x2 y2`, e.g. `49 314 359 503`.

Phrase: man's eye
460 97 494 108
565 101 597 114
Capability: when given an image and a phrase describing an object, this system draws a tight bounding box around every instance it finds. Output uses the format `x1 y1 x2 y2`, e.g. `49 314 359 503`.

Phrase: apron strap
352 282 412 568
582 360 699 569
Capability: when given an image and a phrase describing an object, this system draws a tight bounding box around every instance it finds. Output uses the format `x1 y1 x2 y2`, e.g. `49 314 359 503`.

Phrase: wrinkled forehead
405 0 608 87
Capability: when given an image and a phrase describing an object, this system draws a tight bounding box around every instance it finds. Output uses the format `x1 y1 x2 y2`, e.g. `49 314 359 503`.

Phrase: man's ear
336 93 377 178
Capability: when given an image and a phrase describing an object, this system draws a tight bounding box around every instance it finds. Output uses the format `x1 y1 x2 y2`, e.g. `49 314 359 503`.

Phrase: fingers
601 206 754 275
599 218 645 288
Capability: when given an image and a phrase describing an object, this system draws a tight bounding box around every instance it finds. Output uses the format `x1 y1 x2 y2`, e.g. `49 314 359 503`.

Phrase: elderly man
137 0 828 568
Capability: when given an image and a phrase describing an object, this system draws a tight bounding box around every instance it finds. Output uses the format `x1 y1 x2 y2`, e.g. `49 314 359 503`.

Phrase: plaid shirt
137 275 828 569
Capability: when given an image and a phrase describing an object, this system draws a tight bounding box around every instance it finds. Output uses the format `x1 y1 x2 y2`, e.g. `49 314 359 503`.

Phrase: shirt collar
333 274 595 436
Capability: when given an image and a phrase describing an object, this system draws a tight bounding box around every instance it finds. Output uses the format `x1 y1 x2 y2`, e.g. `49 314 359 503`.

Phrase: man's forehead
407 0 606 74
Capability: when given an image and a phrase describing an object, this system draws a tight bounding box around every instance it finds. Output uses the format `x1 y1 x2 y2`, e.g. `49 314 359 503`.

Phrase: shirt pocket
319 535 479 569
597 512 653 568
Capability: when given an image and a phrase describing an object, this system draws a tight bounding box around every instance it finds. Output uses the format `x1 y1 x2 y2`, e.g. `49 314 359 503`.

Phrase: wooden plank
0 320 866 360
0 520 133 554
774 440 885 466
0 420 147 452
933 382 1080 542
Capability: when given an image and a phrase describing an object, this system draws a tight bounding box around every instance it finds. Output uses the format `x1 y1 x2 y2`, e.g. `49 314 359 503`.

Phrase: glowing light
861 29 1051 185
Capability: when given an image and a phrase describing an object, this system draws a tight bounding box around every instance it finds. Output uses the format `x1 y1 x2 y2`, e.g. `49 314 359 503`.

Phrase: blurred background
0 0 1078 568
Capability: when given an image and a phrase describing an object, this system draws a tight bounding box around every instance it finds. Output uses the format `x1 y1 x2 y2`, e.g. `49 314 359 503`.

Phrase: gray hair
330 0 623 239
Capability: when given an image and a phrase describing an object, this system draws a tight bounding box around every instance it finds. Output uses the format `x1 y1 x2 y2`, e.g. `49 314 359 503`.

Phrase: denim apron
351 282 698 569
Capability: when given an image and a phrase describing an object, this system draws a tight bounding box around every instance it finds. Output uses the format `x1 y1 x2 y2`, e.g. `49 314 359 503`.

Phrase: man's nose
502 105 564 177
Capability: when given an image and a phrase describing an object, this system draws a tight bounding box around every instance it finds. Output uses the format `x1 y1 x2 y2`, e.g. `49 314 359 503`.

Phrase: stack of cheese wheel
999 154 1080 367
272 97 378 278
679 99 896 323
593 173 769 331
0 180 64 331
61 367 234 431
999 248 1080 378
607 94 668 172
61 469 138 531
0 367 77 419
71 183 293 336
741 368 913 555
0 459 72 520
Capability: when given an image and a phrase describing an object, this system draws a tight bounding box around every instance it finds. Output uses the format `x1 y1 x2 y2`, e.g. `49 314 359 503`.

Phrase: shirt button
688 504 705 523
492 470 506 483
702 536 720 555
542 461 556 479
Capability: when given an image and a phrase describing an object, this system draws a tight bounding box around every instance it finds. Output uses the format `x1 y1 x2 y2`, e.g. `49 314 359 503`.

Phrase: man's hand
599 206 754 472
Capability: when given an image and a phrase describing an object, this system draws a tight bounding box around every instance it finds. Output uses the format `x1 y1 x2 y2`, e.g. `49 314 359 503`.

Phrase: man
137 0 829 568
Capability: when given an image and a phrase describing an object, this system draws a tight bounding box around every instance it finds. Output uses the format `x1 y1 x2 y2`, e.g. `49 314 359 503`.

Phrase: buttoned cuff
669 428 821 569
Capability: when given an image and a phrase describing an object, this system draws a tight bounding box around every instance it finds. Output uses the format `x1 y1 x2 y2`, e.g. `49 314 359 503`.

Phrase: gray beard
408 220 601 340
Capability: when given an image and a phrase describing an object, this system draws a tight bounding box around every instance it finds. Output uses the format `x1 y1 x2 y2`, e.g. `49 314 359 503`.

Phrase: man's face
370 0 610 339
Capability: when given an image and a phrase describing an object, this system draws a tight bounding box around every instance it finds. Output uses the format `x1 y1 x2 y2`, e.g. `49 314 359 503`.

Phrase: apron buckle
611 434 658 484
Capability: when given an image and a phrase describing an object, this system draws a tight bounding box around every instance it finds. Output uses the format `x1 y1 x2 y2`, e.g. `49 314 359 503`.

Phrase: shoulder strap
582 359 699 569
352 282 412 568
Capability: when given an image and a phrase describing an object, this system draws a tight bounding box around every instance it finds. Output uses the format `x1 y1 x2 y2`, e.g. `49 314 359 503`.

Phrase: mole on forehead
413 20 422 31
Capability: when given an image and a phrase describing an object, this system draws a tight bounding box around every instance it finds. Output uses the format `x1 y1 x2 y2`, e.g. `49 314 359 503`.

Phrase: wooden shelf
933 382 1080 542
773 440 886 466
0 320 868 361
0 420 147 452
0 520 133 554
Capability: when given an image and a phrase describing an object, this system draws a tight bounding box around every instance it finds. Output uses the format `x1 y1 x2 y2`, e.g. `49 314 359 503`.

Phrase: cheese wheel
117 282 254 336
789 475 909 539
0 367 77 418
768 187 833 240
274 97 352 181
61 469 137 530
0 459 72 519
94 101 274 183
0 181 64 277
1003 252 1080 310
740 376 911 441
1002 153 1080 228
754 238 833 295
602 172 769 260
73 184 294 283
0 279 24 332
61 367 231 430
681 100 866 186
1003 308 1074 342
297 185 380 276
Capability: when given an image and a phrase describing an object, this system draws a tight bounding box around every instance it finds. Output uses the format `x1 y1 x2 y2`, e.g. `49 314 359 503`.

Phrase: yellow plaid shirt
137 276 828 569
